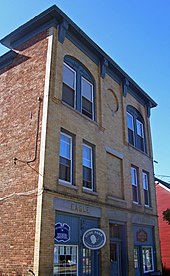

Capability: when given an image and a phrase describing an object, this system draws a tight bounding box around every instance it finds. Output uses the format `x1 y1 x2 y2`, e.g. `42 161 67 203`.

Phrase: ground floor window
142 246 154 273
134 246 154 275
53 245 78 276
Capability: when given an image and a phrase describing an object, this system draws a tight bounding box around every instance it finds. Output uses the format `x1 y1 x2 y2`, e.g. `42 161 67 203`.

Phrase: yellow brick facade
0 6 161 276
35 25 161 275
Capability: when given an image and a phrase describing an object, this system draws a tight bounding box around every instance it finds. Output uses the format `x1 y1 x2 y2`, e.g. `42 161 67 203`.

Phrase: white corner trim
158 183 170 192
34 27 54 275
105 146 124 159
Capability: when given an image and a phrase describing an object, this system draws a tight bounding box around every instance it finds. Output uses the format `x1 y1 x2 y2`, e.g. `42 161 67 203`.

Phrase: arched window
62 56 95 120
126 106 147 153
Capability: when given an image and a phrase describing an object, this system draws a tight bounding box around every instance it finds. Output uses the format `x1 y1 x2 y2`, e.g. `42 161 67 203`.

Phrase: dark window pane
59 157 71 182
128 129 134 145
136 135 144 151
82 97 92 119
132 185 138 203
62 83 75 107
110 243 117 262
83 166 92 189
109 224 120 239
144 189 149 206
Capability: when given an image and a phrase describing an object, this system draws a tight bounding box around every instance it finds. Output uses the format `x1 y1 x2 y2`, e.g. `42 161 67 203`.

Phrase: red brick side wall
156 185 170 270
0 31 48 275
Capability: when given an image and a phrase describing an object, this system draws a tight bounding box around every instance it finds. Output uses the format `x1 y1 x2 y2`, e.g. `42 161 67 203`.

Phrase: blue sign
83 228 106 250
55 222 70 242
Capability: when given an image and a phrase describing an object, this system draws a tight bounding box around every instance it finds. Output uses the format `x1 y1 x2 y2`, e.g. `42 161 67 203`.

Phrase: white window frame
53 244 78 276
82 143 94 191
63 62 76 108
131 167 139 204
136 119 144 138
81 76 94 120
59 131 73 185
143 172 150 206
127 112 135 145
142 246 154 273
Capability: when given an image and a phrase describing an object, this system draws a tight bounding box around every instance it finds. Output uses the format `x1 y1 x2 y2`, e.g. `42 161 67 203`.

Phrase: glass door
53 245 78 276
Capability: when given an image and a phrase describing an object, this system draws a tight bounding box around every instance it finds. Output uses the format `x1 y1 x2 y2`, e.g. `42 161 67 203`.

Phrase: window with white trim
81 77 94 119
82 143 94 190
131 166 140 204
62 56 95 120
143 171 150 206
59 132 73 184
136 119 145 152
62 63 76 108
127 106 146 153
127 112 135 146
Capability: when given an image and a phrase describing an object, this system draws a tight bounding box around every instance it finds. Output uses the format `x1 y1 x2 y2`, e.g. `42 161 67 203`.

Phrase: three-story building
0 5 161 276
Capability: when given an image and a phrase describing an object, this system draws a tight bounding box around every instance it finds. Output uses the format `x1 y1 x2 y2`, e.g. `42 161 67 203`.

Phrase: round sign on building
83 228 106 250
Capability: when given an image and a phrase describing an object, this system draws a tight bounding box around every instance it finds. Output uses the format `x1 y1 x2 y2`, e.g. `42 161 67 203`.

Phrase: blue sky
0 0 170 182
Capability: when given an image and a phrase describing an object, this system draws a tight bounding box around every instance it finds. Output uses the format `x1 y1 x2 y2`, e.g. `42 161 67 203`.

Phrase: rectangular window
131 167 139 203
143 172 150 206
134 247 139 269
83 248 92 274
82 143 94 190
81 77 94 119
62 63 76 108
127 112 135 146
53 245 78 276
136 119 145 151
59 132 73 184
142 246 154 273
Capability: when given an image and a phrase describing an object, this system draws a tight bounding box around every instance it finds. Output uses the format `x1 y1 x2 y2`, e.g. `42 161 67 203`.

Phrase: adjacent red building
155 178 170 273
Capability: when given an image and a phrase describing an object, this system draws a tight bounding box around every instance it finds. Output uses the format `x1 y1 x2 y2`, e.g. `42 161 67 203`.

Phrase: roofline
155 177 170 190
0 5 157 108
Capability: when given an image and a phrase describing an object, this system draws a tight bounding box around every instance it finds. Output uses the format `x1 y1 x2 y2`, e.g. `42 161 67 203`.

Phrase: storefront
133 225 155 276
53 198 104 276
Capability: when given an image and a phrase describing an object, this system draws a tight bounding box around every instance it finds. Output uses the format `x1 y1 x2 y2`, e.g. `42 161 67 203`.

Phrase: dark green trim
0 50 18 70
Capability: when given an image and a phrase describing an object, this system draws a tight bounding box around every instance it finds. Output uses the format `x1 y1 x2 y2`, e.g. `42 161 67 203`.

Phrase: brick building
0 5 162 276
155 178 170 274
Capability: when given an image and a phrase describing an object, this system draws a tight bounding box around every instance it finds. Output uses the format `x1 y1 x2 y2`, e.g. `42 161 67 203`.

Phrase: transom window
82 143 94 191
143 171 150 206
127 106 146 153
62 56 95 120
131 166 140 204
59 131 73 184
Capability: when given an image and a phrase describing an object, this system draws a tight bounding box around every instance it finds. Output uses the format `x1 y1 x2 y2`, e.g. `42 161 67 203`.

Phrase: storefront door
110 241 122 276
